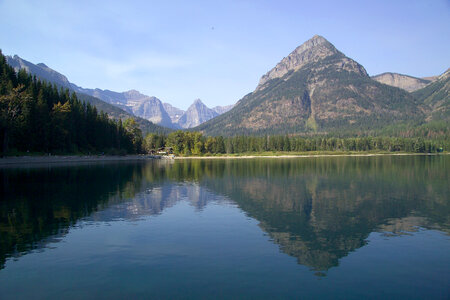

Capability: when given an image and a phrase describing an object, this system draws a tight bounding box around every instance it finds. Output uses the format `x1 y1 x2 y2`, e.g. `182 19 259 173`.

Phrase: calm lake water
0 155 449 299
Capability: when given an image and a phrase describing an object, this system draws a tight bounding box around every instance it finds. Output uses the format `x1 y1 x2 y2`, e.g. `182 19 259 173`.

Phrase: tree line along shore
1 50 447 158
144 131 446 156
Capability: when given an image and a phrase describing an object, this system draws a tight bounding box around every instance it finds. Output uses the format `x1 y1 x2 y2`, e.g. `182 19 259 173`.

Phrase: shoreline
0 154 161 166
175 152 448 159
0 152 447 166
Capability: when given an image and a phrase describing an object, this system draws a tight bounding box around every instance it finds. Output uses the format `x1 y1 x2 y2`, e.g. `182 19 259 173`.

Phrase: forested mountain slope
197 35 426 136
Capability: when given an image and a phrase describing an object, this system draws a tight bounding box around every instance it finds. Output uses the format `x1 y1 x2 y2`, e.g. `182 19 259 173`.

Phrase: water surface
0 156 449 299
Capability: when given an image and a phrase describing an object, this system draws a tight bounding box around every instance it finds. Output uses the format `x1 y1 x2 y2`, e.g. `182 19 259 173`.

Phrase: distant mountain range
197 35 448 135
5 35 448 137
74 86 233 129
5 55 234 130
5 55 171 134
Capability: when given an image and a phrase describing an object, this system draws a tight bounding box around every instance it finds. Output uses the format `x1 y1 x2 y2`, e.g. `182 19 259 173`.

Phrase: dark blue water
0 156 449 299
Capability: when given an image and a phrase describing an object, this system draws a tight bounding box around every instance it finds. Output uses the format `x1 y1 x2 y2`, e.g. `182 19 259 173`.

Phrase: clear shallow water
0 156 449 299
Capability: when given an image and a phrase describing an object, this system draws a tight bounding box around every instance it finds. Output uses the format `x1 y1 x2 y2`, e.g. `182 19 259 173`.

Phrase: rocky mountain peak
256 35 340 90
193 98 206 106
177 99 219 129
123 89 147 100
303 34 334 49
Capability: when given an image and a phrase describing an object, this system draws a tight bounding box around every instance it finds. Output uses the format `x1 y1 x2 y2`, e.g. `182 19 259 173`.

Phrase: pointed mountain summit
177 99 219 129
197 35 424 135
257 35 367 90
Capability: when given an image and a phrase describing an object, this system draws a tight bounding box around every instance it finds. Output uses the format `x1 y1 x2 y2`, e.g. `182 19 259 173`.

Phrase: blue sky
1 0 449 109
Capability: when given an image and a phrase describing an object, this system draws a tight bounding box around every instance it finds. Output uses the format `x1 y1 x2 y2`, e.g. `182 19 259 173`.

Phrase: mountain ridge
5 55 233 129
371 72 433 92
6 39 447 137
196 35 428 136
5 55 171 134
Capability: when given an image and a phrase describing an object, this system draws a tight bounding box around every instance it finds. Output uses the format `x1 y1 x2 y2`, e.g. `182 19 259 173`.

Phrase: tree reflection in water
1 155 448 272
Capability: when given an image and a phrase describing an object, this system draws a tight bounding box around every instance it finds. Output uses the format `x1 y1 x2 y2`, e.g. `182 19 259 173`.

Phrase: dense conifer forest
0 50 143 155
147 131 447 155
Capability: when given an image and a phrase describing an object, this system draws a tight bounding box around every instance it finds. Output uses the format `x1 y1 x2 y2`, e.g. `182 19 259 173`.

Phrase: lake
0 155 449 299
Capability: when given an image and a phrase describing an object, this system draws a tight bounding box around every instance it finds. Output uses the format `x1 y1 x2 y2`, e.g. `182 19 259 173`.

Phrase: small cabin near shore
156 147 174 155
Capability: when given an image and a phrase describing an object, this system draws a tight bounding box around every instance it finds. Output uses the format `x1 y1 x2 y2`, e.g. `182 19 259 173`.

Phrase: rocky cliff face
177 99 219 128
197 35 424 135
164 102 234 128
121 91 174 128
371 72 432 92
163 103 185 123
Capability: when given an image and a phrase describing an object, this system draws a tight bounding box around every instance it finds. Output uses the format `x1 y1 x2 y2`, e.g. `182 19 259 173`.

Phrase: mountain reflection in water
0 156 448 273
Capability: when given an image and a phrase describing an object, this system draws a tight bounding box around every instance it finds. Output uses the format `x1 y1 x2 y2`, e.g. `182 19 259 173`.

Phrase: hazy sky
1 0 449 109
